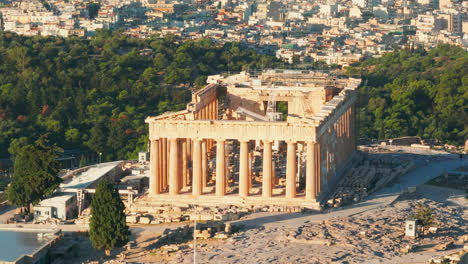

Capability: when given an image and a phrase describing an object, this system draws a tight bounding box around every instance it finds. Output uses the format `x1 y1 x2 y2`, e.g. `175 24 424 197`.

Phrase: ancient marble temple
145 70 361 209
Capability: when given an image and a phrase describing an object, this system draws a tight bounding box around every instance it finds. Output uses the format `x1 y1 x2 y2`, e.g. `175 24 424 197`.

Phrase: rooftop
60 161 122 190
37 192 75 206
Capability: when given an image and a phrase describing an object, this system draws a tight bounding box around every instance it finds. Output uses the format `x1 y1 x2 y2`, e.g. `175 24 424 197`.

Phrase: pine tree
89 180 129 256
412 203 435 234
7 136 61 212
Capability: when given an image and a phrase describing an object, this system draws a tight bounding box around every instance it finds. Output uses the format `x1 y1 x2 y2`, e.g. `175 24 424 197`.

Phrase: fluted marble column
316 143 321 195
216 139 226 196
168 138 179 195
262 140 273 198
157 138 163 192
192 139 202 196
201 140 208 188
149 139 160 195
239 140 250 197
286 141 297 198
181 139 188 188
162 138 167 191
305 141 317 200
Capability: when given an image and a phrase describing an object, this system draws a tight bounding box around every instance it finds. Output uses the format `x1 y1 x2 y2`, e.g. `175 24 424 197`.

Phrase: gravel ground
173 185 466 264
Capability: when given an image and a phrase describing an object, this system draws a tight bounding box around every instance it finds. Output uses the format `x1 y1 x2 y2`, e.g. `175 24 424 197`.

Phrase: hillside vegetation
351 45 467 145
0 33 465 163
0 31 277 161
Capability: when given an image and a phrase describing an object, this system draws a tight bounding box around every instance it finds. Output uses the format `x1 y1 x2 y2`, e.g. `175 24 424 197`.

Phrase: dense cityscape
0 0 467 64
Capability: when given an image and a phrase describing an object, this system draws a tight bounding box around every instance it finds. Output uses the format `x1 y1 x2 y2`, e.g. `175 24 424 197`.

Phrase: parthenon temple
145 70 361 209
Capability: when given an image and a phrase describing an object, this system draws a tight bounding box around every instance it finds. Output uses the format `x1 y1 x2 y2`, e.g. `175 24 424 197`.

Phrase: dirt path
232 158 462 229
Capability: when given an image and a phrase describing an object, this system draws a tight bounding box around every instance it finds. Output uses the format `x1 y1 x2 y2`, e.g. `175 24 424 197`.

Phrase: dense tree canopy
0 31 278 161
349 45 467 145
7 137 61 210
89 179 129 255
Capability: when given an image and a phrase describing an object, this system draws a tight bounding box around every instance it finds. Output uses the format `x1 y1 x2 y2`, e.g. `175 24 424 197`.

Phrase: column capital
238 139 250 143
286 140 297 145
215 138 225 143
262 140 273 144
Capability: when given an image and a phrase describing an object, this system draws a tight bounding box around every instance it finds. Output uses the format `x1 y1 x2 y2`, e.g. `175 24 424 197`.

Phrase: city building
33 193 77 221
33 161 124 221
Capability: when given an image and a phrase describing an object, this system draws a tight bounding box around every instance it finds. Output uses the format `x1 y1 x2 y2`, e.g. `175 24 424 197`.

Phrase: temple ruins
145 69 361 209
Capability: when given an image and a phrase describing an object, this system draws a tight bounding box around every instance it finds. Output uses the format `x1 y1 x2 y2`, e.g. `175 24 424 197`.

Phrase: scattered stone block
151 218 162 224
458 235 468 243
333 198 342 207
278 178 286 186
272 188 285 195
172 207 182 213
126 215 139 224
358 231 369 237
225 223 232 234
399 244 414 253
434 241 454 251
139 217 151 224
214 232 229 239
161 244 180 253
195 229 212 240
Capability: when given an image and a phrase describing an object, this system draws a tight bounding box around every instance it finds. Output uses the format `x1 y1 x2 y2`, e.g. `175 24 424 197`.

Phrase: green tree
194 75 207 89
65 128 80 146
7 137 61 212
7 46 30 71
8 137 29 160
89 180 129 256
412 203 435 234
86 119 108 154
351 45 467 145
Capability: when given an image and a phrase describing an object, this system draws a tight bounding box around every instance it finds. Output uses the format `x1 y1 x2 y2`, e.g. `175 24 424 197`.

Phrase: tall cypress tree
89 179 129 256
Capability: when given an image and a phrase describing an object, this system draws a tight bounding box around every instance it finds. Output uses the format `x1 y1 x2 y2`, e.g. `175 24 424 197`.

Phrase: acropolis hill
145 69 361 210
